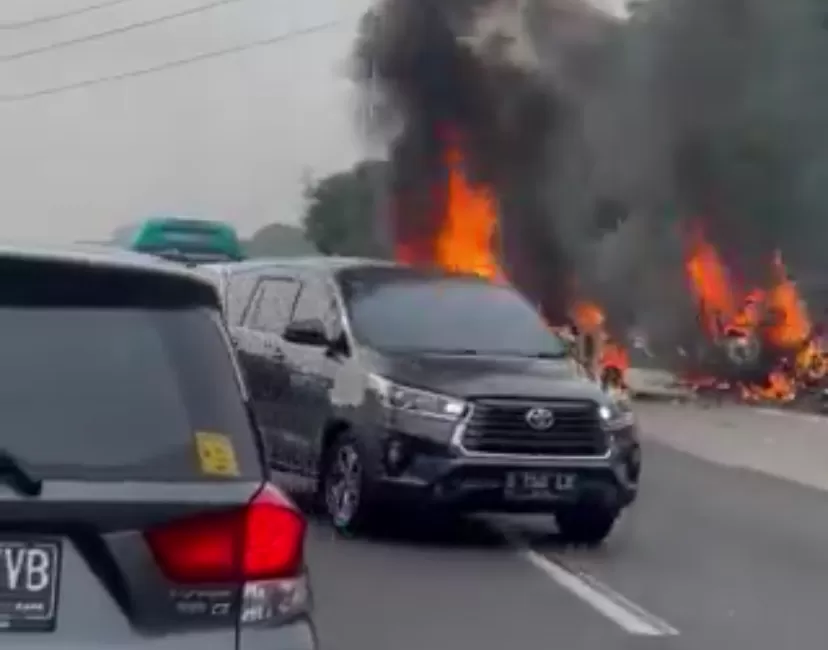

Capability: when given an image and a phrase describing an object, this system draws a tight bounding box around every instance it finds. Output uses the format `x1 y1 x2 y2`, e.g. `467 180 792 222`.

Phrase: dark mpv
205 258 641 544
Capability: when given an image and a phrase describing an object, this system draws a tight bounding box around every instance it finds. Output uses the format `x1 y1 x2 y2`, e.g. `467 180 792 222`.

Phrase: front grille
459 398 607 457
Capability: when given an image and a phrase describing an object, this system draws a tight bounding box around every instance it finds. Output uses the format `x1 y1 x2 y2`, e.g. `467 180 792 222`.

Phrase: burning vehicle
393 138 630 392
679 226 828 404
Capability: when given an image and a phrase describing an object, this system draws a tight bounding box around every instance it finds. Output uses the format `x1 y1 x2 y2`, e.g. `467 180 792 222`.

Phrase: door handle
266 346 285 361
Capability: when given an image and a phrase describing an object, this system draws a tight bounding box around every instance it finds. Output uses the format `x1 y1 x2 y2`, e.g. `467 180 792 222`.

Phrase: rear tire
320 434 376 536
554 505 619 547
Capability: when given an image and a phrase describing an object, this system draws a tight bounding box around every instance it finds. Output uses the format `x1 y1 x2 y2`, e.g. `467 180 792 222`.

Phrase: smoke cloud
353 0 828 351
353 0 596 322
586 0 828 354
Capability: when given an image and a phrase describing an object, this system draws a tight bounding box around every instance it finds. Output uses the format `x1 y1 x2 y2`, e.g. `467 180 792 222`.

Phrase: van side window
322 286 346 342
290 281 326 323
291 280 347 345
225 271 258 326
246 278 300 333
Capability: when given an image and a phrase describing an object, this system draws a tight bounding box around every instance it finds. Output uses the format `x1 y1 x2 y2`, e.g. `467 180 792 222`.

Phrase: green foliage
301 160 391 258
245 223 316 258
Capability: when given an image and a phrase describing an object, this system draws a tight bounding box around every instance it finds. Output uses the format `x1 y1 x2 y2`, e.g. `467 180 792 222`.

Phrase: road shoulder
637 402 828 492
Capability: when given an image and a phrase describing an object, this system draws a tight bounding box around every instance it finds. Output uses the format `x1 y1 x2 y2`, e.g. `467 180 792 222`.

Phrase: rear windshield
0 261 261 481
338 269 568 358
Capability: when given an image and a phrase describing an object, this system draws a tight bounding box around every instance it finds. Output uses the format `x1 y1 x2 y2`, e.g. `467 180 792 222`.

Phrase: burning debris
680 224 828 403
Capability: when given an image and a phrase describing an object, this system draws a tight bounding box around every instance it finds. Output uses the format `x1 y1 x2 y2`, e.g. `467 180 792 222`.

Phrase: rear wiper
0 450 43 496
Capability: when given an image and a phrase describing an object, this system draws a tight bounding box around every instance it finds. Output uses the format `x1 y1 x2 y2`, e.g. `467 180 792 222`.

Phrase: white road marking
518 546 680 636
754 407 826 424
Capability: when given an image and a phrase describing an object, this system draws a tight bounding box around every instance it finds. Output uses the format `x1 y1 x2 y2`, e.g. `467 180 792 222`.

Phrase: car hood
361 349 605 401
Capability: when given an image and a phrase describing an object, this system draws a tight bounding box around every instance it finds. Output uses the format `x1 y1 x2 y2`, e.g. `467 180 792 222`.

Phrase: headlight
368 374 467 421
598 399 635 431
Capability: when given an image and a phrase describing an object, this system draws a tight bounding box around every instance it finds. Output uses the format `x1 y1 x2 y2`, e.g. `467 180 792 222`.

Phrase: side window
291 280 347 344
246 278 300 333
322 284 346 341
290 280 325 323
225 272 258 326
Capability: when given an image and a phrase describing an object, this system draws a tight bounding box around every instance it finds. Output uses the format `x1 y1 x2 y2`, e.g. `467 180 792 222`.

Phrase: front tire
554 505 620 546
321 434 376 536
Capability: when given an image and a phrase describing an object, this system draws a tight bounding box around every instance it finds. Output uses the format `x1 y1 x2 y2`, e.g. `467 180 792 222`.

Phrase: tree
245 223 317 257
301 160 391 258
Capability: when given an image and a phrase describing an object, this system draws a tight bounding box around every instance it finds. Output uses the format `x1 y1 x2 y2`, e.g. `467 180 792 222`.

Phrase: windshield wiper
492 351 569 359
397 348 481 356
0 450 43 496
527 351 569 359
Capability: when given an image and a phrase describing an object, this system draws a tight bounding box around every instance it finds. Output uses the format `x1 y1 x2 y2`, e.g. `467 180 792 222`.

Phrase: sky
0 0 375 242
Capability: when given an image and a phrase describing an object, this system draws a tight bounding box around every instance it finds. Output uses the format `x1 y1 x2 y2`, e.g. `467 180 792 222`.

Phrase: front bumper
371 437 640 514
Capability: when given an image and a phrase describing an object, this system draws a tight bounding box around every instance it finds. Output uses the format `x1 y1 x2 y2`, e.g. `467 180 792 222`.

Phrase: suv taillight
146 483 305 584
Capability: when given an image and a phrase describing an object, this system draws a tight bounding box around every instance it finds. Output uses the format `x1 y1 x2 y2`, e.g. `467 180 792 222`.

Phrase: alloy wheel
326 444 362 528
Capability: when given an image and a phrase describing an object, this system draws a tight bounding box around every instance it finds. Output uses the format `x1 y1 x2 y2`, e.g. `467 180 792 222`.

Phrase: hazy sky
0 0 374 242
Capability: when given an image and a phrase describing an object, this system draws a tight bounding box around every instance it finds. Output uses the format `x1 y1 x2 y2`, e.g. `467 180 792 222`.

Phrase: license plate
504 471 577 499
0 540 61 632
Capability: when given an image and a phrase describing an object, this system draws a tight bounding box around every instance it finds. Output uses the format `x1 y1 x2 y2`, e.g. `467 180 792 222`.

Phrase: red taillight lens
146 483 306 584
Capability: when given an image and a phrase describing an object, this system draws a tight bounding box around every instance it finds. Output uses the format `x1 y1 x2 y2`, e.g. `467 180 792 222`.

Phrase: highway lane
302 404 828 650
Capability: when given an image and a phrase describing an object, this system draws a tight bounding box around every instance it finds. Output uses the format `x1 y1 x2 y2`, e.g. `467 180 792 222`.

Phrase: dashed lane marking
754 408 826 424
515 542 679 637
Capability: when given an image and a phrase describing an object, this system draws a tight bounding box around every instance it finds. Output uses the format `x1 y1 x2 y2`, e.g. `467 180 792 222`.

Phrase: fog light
384 438 408 474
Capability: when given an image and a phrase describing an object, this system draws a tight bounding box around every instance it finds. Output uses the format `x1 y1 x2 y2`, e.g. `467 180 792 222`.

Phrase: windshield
339 272 567 357
0 304 258 481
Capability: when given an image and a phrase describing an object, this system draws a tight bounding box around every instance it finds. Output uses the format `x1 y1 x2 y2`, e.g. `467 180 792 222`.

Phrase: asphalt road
304 404 828 650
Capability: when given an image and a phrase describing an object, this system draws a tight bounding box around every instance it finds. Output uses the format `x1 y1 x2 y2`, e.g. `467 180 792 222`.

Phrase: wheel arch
319 419 351 472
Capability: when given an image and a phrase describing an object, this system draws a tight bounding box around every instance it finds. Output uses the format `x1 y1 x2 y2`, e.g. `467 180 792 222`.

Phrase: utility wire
0 17 354 102
1 0 248 63
0 0 139 30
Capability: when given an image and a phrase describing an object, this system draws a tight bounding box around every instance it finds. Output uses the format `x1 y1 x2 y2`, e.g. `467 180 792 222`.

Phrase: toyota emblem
525 407 555 431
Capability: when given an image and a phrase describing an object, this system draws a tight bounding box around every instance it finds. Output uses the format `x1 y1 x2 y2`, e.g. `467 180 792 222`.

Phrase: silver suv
0 247 316 650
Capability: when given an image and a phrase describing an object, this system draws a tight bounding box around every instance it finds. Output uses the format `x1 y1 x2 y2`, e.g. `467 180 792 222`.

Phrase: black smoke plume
352 0 612 323
354 0 828 366
583 0 828 365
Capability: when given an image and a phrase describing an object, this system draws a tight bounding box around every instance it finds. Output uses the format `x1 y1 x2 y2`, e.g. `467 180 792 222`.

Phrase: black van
206 258 641 544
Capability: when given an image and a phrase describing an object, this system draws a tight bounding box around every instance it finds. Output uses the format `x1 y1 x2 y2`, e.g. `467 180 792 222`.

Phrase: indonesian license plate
0 540 61 632
504 471 577 499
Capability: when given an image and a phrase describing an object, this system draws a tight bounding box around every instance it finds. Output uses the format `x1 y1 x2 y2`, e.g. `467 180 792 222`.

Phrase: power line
1 0 247 63
0 0 139 30
0 17 354 102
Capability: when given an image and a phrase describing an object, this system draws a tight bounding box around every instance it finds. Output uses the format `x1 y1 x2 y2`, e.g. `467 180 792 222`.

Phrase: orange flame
602 339 630 375
763 252 810 349
682 224 826 402
392 140 627 388
570 301 605 333
433 146 502 281
684 232 735 338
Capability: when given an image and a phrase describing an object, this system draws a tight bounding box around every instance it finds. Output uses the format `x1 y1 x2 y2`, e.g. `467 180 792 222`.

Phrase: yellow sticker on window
194 431 239 477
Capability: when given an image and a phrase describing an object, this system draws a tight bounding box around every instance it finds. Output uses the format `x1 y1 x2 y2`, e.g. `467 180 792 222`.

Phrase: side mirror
326 333 350 358
283 318 329 347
